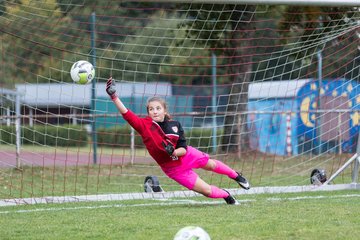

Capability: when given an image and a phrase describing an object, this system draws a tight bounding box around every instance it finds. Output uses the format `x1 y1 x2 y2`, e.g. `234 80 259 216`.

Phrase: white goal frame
135 0 360 7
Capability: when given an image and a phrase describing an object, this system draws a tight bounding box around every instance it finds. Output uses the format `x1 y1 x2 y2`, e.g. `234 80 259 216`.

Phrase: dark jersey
122 109 187 167
157 120 187 149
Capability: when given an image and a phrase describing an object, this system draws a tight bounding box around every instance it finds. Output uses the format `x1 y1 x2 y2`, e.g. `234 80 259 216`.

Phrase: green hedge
0 126 16 145
187 128 223 152
0 125 222 151
0 125 88 147
96 125 143 147
97 126 223 151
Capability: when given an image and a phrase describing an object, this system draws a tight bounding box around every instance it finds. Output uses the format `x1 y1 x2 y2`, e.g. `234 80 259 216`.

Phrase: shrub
0 125 88 147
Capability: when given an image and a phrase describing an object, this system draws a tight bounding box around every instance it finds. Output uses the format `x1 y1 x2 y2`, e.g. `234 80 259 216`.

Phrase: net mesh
0 1 359 204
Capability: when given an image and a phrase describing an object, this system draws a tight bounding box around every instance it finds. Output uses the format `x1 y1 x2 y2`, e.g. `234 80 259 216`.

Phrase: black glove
106 77 117 100
162 142 175 156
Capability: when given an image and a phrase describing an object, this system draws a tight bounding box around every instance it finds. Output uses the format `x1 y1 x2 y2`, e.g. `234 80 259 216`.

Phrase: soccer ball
70 60 95 84
173 226 211 240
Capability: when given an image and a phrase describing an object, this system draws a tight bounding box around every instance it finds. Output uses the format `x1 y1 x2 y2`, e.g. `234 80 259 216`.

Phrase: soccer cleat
233 172 250 190
223 190 239 205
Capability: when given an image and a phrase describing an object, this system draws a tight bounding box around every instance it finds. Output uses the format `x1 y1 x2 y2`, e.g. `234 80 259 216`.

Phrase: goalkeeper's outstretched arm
106 77 128 114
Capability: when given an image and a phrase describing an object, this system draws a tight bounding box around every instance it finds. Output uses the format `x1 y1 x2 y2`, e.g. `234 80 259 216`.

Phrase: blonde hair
146 96 171 120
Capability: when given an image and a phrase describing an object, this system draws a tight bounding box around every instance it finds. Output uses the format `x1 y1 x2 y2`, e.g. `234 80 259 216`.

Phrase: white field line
0 183 358 207
0 193 359 215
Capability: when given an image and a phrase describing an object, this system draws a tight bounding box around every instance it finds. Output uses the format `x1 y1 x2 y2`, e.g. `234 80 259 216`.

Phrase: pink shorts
161 146 209 190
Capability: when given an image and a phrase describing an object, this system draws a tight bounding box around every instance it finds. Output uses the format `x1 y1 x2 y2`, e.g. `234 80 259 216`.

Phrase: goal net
0 0 359 205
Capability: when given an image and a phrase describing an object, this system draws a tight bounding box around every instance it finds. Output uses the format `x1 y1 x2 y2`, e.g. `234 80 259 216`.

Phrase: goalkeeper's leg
204 159 250 190
191 177 239 205
163 168 238 205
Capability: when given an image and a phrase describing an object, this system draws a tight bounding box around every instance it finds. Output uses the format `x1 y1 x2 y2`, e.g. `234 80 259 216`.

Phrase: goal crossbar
131 0 360 6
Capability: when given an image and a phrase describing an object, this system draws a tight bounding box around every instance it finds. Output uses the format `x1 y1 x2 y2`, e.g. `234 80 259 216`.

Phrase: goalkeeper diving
106 77 250 204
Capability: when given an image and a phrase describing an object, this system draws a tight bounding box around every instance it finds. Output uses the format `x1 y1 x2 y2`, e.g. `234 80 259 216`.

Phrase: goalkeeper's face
147 100 167 122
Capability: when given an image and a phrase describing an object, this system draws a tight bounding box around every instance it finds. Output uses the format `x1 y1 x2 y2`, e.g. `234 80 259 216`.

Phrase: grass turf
0 190 359 240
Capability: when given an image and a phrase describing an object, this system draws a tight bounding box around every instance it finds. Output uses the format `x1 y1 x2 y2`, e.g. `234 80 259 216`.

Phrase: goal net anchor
144 175 164 193
310 168 327 185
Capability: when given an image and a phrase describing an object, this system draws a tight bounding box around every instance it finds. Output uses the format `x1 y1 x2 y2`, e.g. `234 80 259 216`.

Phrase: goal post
0 0 359 205
353 134 360 183
0 88 22 169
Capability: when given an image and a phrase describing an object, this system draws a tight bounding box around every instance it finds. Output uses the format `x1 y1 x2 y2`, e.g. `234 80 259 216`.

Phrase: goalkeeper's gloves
106 77 118 100
162 142 178 160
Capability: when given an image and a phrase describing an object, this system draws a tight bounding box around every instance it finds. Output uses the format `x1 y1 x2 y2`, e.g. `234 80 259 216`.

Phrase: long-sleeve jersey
122 109 187 167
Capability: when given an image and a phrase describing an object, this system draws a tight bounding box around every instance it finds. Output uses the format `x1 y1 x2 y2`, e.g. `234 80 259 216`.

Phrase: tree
0 0 81 86
278 6 360 80
178 4 256 153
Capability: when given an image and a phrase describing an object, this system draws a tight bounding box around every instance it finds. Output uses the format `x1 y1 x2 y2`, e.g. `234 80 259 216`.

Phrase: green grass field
1 146 359 239
1 145 356 199
0 189 359 240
